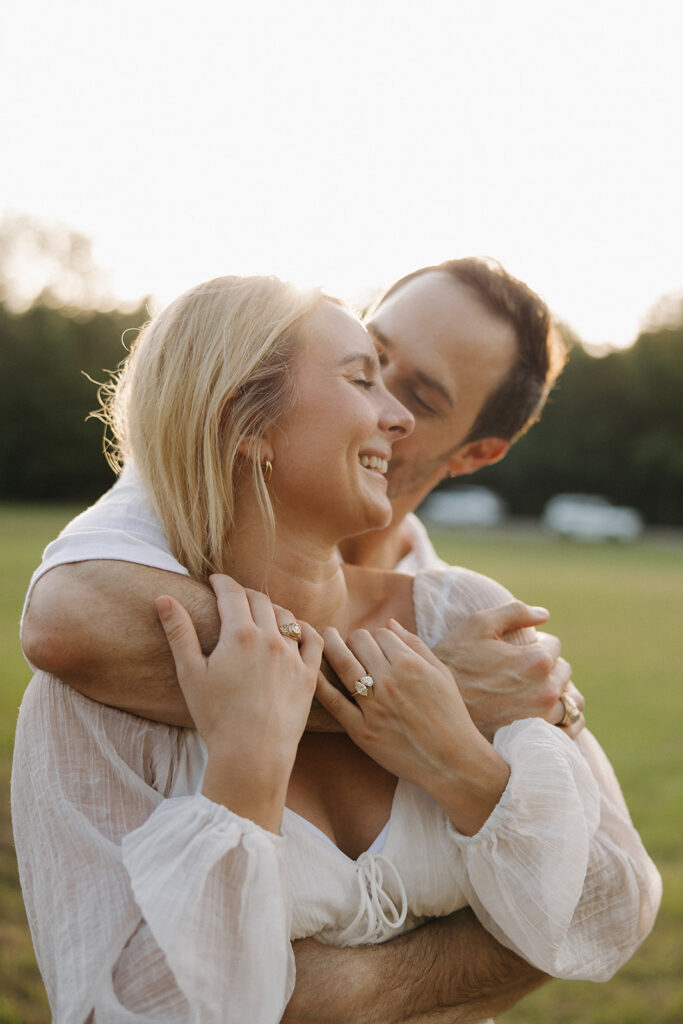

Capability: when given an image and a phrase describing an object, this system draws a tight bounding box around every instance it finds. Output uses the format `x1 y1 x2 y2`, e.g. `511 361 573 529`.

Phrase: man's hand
284 910 548 1023
432 602 582 741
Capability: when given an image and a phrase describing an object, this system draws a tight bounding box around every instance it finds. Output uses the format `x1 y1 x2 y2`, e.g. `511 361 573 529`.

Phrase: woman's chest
286 733 398 860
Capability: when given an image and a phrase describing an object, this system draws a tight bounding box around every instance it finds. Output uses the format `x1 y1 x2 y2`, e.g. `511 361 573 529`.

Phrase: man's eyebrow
337 351 378 371
368 324 453 409
367 323 391 349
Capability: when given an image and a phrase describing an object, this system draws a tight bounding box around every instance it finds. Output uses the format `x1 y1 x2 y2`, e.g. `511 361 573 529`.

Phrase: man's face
366 271 518 501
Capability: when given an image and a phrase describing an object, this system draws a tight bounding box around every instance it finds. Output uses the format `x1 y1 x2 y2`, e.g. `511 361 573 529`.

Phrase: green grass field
1 507 681 1023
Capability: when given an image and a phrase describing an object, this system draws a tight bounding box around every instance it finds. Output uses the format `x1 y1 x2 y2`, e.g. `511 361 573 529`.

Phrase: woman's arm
13 578 322 1023
12 675 296 1023
439 719 661 981
316 620 661 982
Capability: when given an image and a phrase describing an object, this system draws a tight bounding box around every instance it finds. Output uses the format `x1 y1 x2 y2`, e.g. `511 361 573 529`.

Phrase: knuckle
532 648 555 676
326 691 346 715
380 673 399 698
302 667 318 691
234 624 257 647
538 682 561 712
337 652 358 674
538 630 561 653
267 634 285 656
374 627 393 644
309 630 325 652
554 657 572 683
509 600 527 620
393 651 415 675
164 620 188 646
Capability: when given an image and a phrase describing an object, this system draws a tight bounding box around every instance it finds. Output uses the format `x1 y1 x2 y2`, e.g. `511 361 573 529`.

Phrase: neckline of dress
282 778 403 864
280 572 439 862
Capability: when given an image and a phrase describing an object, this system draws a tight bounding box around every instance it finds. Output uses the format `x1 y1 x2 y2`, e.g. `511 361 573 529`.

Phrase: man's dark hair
376 257 567 443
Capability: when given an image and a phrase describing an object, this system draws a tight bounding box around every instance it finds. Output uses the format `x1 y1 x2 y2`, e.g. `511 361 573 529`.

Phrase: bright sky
2 0 682 348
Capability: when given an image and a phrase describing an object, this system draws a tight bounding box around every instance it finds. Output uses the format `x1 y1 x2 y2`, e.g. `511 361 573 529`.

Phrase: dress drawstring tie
336 852 408 946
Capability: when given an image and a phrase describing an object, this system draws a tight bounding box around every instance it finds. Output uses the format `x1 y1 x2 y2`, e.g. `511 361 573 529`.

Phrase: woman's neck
224 515 353 635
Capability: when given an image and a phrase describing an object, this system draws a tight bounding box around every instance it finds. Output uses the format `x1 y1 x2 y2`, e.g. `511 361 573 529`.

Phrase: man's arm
285 909 548 1024
22 563 572 734
21 560 219 725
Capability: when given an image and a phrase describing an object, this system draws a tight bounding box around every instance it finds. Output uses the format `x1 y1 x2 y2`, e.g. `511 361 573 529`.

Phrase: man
22 258 573 1022
342 257 565 570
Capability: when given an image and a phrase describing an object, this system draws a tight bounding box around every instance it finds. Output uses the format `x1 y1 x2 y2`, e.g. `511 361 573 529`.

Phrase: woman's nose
378 387 414 439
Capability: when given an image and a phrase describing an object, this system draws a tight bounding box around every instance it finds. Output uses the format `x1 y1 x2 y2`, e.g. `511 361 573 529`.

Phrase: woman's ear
237 436 274 464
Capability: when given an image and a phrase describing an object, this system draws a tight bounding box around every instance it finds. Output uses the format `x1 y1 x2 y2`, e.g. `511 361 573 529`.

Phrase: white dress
12 560 662 1024
15 469 662 1021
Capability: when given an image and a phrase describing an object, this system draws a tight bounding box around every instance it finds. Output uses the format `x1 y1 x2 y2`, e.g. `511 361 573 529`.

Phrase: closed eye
407 388 436 414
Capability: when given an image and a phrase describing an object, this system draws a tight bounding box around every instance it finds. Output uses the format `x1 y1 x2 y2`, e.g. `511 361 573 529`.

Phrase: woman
12 275 661 1023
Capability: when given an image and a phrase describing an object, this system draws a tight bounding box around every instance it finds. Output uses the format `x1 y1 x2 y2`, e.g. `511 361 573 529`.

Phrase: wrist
428 732 510 837
202 759 288 833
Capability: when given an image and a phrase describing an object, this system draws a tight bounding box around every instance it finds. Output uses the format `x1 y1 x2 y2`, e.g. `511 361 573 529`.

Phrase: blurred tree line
0 215 147 502
0 217 681 523
474 318 683 525
0 301 146 501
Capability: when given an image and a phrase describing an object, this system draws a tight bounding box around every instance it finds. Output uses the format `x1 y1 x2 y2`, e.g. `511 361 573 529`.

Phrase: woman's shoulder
412 566 516 648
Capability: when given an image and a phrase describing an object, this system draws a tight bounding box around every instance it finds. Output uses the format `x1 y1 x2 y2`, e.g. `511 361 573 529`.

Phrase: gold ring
279 622 302 644
559 692 581 727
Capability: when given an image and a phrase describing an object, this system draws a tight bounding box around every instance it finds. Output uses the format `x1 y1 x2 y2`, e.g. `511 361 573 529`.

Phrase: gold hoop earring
263 459 273 484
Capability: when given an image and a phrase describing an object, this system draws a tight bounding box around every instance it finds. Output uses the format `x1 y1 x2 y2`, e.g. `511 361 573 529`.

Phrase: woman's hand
315 619 510 836
155 574 323 832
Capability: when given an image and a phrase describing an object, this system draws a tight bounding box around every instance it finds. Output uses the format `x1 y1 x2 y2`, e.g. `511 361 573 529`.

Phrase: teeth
359 455 388 474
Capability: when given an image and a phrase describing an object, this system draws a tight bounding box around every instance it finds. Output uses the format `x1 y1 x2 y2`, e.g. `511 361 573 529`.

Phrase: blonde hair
100 275 323 579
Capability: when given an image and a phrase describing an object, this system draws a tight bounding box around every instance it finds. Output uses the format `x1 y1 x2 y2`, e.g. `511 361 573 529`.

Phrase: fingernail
532 606 549 617
388 618 407 632
155 596 173 621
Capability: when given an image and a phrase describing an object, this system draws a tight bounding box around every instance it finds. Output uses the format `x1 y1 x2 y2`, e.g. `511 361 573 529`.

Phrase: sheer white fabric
394 512 447 572
12 566 661 1022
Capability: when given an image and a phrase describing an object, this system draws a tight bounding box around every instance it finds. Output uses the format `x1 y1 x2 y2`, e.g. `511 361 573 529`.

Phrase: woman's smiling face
266 300 414 543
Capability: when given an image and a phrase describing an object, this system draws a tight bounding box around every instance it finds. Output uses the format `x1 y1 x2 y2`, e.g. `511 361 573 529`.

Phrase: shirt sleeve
438 718 661 980
413 566 662 981
394 514 448 573
21 462 188 628
11 673 294 1023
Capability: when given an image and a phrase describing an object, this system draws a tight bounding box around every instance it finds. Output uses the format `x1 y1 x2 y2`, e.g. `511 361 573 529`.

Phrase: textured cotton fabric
15 475 661 1019
13 564 661 1023
395 512 448 573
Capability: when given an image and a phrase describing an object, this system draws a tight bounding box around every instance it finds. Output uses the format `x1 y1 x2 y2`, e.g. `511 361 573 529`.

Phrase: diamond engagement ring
353 675 374 696
278 622 302 643
559 692 581 726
